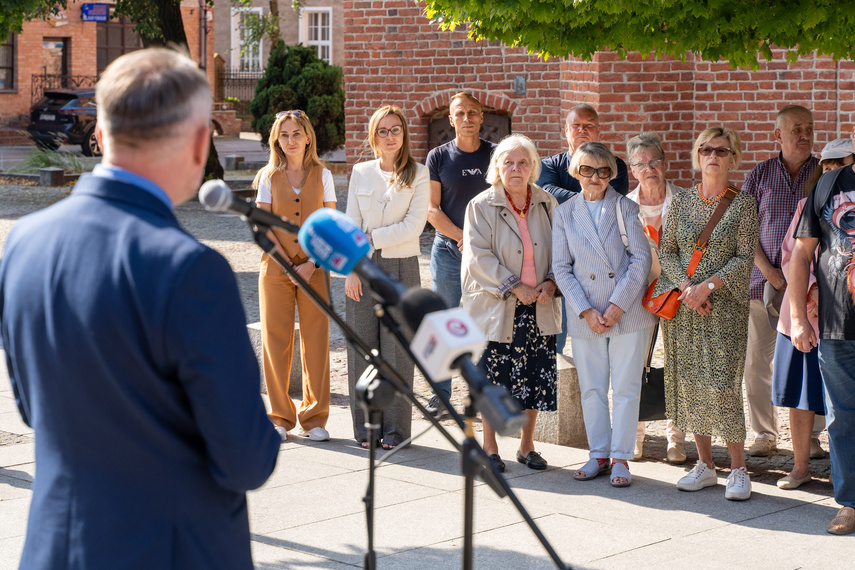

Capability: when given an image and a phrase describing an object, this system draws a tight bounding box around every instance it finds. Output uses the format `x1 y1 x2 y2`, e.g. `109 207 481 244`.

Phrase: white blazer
345 160 430 258
552 187 657 339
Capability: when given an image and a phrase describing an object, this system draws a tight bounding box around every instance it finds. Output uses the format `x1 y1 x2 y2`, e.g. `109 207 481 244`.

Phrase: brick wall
345 1 855 190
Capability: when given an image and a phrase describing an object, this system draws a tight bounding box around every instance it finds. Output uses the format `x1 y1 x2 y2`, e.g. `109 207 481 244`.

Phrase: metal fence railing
30 74 98 104
215 65 262 116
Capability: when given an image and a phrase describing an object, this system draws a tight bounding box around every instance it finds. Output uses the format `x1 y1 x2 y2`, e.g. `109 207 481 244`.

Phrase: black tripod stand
244 219 568 570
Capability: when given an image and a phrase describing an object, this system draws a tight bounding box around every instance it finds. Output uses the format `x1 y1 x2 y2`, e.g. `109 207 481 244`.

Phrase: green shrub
10 147 87 174
250 42 345 154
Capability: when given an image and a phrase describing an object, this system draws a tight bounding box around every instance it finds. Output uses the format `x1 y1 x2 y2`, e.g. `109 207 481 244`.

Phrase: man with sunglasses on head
537 103 629 354
741 105 820 458
424 92 497 417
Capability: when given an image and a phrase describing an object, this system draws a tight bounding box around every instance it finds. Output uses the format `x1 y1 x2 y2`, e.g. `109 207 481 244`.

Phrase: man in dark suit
0 48 280 569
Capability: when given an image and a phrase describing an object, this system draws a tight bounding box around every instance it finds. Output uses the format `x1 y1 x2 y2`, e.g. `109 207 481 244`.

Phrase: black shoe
516 450 548 470
488 454 506 473
424 395 450 419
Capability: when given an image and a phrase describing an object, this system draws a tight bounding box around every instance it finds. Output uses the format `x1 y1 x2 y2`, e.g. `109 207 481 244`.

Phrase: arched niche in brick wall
427 113 511 150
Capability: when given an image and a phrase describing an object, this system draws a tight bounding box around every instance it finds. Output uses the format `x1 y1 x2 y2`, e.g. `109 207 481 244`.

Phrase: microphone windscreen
399 288 448 332
199 179 231 212
298 208 370 274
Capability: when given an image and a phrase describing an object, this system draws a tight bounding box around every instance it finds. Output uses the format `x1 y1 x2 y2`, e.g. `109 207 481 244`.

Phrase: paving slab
0 412 31 437
0 442 33 469
0 536 25 570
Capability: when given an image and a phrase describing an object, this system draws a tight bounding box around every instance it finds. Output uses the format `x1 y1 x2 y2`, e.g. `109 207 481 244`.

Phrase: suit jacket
0 174 280 569
536 150 629 203
552 187 657 339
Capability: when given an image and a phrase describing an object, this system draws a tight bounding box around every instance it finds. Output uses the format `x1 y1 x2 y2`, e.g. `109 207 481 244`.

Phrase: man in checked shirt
741 105 820 457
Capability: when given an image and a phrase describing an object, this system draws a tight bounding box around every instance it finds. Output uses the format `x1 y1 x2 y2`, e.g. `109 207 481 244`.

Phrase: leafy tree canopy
1 0 66 42
424 0 855 69
250 42 345 155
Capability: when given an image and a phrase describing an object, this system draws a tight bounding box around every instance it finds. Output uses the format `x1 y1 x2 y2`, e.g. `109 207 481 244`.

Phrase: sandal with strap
610 461 632 487
574 458 610 481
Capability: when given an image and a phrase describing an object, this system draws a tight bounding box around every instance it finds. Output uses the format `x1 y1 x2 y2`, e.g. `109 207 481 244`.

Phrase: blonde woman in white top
345 105 430 449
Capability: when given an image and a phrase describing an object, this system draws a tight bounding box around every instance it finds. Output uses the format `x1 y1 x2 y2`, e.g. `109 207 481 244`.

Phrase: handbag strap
645 321 660 371
687 183 739 277
615 197 629 250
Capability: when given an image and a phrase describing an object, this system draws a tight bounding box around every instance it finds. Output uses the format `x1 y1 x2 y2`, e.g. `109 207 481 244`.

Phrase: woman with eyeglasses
344 105 430 450
253 110 337 443
552 142 656 487
653 127 758 500
625 132 687 464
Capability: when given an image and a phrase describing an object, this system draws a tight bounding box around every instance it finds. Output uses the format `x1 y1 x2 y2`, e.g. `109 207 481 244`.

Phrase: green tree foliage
1 1 66 42
250 42 345 154
424 0 855 70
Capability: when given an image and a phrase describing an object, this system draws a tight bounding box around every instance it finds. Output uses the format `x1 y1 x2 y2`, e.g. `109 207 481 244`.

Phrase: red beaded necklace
505 186 532 218
698 182 730 203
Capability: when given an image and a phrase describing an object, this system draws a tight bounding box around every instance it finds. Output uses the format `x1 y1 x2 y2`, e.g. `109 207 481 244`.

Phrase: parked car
27 88 101 157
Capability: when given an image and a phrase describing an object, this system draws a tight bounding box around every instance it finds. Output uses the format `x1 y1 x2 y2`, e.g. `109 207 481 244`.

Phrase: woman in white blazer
344 105 430 449
552 142 657 487
462 134 561 473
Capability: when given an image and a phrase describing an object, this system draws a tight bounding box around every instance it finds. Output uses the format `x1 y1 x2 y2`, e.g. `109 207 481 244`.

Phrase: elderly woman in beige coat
462 134 561 473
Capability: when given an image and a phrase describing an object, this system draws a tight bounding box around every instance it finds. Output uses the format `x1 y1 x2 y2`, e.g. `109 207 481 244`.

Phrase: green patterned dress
653 186 759 442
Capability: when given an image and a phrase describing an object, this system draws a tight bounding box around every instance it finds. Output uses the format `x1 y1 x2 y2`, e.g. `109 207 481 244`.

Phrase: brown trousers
259 256 330 431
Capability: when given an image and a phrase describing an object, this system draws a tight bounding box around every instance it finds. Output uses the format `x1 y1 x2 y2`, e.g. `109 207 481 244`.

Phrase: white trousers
572 327 652 461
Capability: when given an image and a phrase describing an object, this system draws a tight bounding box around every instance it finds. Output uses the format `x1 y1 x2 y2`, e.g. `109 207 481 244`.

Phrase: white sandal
573 458 610 481
610 461 631 487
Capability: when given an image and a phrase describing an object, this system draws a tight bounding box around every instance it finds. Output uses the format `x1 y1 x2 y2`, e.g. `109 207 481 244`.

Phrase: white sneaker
725 467 751 501
274 426 288 441
296 426 330 441
677 460 718 491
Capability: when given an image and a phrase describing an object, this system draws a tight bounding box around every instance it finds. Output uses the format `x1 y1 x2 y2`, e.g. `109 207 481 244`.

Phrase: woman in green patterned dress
654 127 759 501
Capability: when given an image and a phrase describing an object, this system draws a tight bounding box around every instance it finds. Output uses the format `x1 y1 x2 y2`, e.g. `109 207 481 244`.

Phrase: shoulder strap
615 197 629 251
687 184 739 277
813 166 844 218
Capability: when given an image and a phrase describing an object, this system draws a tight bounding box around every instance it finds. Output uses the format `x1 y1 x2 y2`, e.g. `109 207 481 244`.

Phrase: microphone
400 289 526 436
199 179 301 234
299 208 408 306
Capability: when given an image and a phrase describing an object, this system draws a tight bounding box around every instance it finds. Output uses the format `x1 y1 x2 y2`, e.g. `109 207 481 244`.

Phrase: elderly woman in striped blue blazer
552 142 657 487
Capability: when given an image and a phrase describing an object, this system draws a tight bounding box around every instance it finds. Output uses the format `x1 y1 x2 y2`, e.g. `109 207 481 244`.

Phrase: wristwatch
705 279 715 290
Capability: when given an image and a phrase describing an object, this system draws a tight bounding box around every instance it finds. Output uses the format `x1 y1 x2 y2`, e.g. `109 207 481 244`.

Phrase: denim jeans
818 339 855 509
429 235 462 398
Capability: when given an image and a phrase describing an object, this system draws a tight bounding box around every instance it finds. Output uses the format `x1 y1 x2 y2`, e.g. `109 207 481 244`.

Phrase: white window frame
299 7 333 64
230 7 263 73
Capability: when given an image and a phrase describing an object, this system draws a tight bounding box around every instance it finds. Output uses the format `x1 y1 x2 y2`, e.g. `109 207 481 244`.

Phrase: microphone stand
245 220 568 570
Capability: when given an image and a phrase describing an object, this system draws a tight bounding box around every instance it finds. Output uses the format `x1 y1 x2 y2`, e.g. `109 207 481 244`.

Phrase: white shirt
255 168 336 204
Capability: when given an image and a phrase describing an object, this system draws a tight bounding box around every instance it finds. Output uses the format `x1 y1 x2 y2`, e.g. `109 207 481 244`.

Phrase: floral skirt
478 301 557 412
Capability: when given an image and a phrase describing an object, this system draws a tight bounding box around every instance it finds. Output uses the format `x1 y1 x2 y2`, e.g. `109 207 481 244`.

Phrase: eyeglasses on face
376 126 403 138
578 164 612 179
698 146 732 157
276 110 303 119
631 157 664 171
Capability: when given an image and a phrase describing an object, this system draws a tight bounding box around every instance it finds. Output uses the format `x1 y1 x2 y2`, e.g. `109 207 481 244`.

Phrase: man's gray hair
566 103 599 125
96 48 211 146
775 105 812 130
626 132 666 164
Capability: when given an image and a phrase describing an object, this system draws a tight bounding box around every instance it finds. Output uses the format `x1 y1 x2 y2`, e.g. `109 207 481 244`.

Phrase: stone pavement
0 360 851 569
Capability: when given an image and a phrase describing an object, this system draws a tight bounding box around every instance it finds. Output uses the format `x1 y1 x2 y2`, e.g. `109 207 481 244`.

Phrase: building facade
344 1 855 189
0 1 214 127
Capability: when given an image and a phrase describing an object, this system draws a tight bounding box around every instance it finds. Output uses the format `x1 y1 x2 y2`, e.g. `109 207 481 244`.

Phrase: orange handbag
642 184 738 320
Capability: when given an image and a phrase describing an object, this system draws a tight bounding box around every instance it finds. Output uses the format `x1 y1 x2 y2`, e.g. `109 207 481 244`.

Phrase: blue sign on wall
81 3 109 23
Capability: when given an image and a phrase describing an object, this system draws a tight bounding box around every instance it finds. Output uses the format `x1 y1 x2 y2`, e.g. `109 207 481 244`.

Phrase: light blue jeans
818 339 855 509
429 235 462 399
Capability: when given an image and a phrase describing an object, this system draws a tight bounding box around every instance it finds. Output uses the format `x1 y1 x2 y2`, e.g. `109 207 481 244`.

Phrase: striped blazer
552 187 658 339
